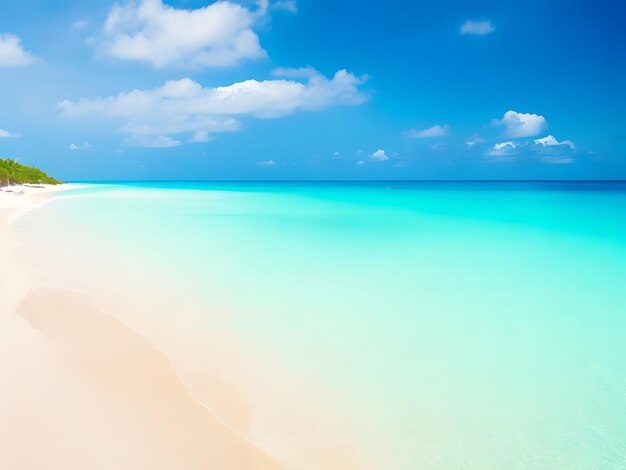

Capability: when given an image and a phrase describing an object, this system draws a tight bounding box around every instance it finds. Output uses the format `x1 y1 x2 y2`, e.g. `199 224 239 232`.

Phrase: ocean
16 181 626 468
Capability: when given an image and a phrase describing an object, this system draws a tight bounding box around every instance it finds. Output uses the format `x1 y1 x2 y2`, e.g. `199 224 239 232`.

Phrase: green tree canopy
0 158 62 187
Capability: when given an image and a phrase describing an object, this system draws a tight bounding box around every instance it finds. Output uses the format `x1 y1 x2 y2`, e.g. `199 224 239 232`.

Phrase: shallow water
19 182 626 468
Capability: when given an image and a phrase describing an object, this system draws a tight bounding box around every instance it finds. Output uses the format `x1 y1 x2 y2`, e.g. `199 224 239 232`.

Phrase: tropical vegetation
0 158 62 186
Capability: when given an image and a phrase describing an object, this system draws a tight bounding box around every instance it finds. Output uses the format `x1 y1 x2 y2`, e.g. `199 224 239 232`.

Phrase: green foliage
0 158 62 187
0 168 9 186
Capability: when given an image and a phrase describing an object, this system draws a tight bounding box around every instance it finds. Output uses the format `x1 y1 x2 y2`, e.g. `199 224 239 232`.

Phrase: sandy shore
0 186 281 469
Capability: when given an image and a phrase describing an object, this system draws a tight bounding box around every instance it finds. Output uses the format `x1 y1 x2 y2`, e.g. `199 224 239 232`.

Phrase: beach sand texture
0 186 281 469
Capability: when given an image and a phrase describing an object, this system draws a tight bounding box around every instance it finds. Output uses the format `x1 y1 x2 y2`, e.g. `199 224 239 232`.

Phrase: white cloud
271 66 318 79
494 141 516 151
495 110 547 138
257 160 276 166
0 33 36 66
124 135 181 148
488 141 517 157
69 141 92 150
99 0 266 68
273 0 297 14
0 128 20 138
356 160 365 165
460 20 494 36
534 134 575 150
189 130 215 143
533 135 576 164
59 70 367 146
370 149 388 161
405 124 449 138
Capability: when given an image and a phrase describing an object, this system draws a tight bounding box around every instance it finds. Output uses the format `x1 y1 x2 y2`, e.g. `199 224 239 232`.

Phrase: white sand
0 185 280 469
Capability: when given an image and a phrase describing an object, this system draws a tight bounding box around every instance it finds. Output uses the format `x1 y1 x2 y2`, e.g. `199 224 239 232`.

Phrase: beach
2 182 626 469
0 185 280 469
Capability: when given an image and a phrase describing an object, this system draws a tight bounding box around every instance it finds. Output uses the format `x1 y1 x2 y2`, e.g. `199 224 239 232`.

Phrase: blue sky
0 0 624 180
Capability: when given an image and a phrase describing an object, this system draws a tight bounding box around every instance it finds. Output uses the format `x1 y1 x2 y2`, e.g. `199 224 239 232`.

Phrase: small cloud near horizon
534 134 575 151
405 124 449 139
257 160 276 166
370 149 389 161
488 141 517 157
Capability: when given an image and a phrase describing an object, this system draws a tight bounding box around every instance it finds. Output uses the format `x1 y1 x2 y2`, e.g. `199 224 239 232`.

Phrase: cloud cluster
59 69 368 146
398 109 577 165
460 20 494 36
487 134 576 164
0 33 36 66
99 0 266 68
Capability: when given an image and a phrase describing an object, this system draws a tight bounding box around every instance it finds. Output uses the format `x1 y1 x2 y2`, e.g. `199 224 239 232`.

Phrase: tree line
0 158 62 187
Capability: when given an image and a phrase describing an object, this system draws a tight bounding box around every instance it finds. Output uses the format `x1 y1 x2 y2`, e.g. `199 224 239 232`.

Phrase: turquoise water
24 182 626 468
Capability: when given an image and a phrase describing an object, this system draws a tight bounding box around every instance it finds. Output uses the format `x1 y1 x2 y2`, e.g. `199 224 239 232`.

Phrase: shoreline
0 185 281 469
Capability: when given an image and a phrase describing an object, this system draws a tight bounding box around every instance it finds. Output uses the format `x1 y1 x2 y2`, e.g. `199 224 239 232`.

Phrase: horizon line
66 179 626 183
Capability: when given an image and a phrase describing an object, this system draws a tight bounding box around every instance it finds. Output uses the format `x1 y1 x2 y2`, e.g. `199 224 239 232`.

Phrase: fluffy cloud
495 110 548 138
69 142 91 150
460 20 494 36
0 33 36 66
534 135 575 150
257 160 276 166
58 70 367 146
405 124 449 138
533 135 576 164
488 141 518 157
0 128 20 138
370 149 388 161
99 0 266 68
